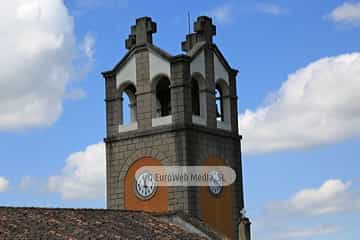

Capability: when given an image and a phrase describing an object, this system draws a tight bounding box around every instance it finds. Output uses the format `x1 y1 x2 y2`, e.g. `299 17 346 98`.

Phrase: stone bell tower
103 16 250 239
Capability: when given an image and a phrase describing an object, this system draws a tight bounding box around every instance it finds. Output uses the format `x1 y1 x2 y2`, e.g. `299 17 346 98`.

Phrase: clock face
208 170 224 196
135 171 157 200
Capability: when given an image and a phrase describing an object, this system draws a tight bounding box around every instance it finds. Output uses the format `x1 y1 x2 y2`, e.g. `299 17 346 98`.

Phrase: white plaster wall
149 50 171 81
214 53 229 85
116 55 136 89
190 50 205 77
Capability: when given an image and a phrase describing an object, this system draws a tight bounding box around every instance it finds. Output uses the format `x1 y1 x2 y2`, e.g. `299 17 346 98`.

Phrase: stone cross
181 16 216 52
125 17 157 49
194 16 216 43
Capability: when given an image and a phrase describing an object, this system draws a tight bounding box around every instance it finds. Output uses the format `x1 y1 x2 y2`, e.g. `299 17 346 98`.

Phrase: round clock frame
135 171 157 200
208 170 224 196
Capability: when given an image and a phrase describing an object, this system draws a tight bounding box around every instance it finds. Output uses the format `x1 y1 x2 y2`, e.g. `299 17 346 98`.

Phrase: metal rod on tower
187 12 191 34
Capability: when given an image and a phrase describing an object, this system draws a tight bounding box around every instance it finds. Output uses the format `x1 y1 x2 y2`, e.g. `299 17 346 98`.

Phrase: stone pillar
204 47 217 128
170 55 192 125
239 218 251 240
135 50 152 129
104 75 121 137
230 69 239 134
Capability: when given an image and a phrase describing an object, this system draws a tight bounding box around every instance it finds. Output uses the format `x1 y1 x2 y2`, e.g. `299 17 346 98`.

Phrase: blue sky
0 0 360 239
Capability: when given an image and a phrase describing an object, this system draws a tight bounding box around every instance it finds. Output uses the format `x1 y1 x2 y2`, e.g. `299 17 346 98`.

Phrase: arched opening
191 78 200 116
155 77 171 117
191 73 207 126
120 83 137 125
215 79 231 130
215 84 224 122
122 92 131 124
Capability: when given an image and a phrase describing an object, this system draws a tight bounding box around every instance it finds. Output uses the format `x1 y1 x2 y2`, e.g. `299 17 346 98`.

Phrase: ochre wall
200 155 233 239
124 157 168 212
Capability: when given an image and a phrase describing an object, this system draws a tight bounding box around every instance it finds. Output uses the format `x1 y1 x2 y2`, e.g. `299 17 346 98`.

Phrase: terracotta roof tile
0 207 207 240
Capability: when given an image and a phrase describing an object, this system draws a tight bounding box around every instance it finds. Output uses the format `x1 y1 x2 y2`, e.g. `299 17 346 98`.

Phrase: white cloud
254 180 354 240
274 225 340 240
81 32 95 61
0 177 9 192
64 88 86 100
329 2 360 25
0 0 88 131
48 142 105 200
256 3 288 15
266 179 360 217
19 176 34 190
208 4 232 24
19 176 48 193
239 53 360 154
